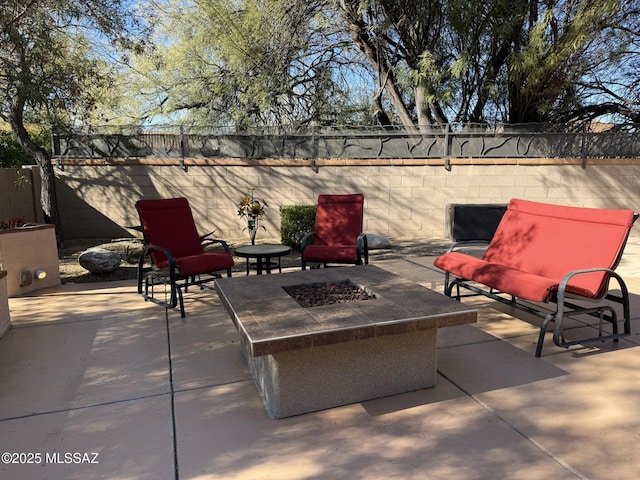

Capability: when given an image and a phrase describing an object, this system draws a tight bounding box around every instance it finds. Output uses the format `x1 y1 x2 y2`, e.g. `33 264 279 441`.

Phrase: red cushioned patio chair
136 197 234 317
301 193 368 270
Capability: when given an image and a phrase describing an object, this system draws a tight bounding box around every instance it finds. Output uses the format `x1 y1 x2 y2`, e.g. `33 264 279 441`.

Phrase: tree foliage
0 0 152 243
130 0 375 129
121 0 640 130
0 121 49 167
338 0 640 127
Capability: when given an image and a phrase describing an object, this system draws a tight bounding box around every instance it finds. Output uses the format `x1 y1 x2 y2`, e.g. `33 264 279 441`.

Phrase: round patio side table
234 244 292 275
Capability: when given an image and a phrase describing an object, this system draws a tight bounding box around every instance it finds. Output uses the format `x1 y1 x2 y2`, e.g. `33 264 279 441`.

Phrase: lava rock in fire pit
283 280 376 308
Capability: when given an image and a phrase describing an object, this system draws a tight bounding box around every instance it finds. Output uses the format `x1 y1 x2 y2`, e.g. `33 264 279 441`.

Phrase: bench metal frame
443 260 632 357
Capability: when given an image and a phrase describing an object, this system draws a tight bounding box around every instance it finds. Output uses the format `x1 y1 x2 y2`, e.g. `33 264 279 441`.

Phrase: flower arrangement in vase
237 191 268 245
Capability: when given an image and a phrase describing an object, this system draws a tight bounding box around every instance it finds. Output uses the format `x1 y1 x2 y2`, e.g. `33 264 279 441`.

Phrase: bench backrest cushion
483 199 635 297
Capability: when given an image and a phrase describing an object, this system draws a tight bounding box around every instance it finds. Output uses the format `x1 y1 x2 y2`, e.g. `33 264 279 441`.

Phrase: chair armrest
357 233 369 265
553 267 629 346
446 240 491 253
137 244 178 294
300 232 315 253
201 238 232 254
200 231 216 241
557 267 622 301
140 244 177 269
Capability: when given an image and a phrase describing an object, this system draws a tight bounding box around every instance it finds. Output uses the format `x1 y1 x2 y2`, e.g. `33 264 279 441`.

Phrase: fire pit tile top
215 265 477 357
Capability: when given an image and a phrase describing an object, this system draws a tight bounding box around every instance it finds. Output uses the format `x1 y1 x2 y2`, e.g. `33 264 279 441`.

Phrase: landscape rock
79 248 121 274
365 233 391 249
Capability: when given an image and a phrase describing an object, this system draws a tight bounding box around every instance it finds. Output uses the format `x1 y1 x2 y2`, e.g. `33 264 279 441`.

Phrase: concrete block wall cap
0 223 54 234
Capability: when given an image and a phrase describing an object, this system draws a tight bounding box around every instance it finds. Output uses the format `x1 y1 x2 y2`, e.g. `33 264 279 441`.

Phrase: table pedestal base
244 328 438 418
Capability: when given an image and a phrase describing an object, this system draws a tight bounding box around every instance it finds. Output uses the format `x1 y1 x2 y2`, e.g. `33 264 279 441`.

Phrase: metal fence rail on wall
52 123 640 162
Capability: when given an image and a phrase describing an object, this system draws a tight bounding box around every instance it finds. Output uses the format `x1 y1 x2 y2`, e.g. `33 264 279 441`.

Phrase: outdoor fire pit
282 280 376 308
215 265 477 418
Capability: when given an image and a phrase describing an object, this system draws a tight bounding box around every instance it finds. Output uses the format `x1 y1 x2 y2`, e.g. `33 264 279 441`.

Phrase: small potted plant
237 190 268 245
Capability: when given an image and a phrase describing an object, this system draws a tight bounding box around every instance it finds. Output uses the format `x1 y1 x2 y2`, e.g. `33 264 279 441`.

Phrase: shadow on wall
50 159 640 242
56 181 136 240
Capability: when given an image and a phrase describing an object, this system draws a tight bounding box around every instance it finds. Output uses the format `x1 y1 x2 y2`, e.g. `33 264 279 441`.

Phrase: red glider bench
434 198 637 357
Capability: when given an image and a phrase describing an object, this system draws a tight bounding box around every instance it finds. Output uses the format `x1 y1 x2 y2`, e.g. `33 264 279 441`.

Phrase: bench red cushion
434 251 598 302
434 199 635 302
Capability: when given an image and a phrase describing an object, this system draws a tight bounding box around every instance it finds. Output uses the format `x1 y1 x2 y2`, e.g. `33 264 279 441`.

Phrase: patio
2 242 640 479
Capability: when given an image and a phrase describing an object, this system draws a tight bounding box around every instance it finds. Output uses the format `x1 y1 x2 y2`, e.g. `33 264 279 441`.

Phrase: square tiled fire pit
215 265 477 418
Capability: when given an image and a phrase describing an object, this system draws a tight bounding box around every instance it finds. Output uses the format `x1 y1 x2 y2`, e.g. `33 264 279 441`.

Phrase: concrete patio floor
2 242 640 480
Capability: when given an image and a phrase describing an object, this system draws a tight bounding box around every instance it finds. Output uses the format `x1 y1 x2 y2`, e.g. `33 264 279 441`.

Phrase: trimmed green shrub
280 205 316 250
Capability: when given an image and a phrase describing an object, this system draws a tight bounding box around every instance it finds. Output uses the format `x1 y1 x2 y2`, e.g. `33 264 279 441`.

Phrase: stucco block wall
0 225 61 297
53 159 640 244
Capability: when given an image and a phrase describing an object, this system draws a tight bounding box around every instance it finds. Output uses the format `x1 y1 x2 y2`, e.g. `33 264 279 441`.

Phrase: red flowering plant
0 217 26 229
